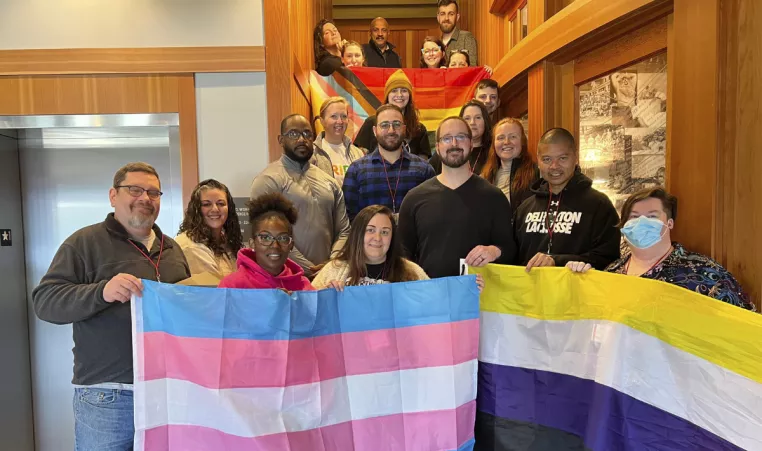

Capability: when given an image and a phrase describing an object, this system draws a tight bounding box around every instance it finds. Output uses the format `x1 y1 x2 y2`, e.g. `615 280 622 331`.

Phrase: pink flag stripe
141 400 476 451
140 318 478 389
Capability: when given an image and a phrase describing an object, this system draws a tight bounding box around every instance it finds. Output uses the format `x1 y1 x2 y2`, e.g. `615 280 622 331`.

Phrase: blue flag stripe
139 276 480 339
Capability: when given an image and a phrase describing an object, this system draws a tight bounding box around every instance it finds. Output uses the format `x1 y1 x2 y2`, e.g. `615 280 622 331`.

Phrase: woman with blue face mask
566 187 754 310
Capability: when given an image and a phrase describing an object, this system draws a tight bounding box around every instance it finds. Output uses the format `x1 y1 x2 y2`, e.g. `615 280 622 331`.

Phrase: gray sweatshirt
250 154 351 275
32 213 190 385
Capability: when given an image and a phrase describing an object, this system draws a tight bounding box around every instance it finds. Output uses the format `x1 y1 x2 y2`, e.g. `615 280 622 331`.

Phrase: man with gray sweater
32 162 190 451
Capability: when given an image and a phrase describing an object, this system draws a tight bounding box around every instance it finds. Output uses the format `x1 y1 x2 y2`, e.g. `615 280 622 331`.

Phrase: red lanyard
382 156 404 213
128 233 164 282
545 191 563 253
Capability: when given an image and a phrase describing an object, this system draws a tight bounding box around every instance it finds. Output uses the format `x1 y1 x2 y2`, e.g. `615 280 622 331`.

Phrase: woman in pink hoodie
219 193 314 291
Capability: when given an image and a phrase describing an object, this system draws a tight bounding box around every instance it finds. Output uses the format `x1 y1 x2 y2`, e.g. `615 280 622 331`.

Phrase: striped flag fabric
131 277 480 450
310 67 490 140
473 265 762 450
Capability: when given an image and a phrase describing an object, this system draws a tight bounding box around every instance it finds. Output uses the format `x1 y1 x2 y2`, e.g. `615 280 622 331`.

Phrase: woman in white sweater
175 179 243 280
313 205 429 289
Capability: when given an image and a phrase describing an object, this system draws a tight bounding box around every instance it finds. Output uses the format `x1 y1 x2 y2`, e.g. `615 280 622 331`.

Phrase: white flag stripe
479 311 762 450
136 360 477 439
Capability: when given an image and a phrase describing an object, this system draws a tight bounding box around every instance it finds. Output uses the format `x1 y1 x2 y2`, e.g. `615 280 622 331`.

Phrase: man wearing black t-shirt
398 116 517 278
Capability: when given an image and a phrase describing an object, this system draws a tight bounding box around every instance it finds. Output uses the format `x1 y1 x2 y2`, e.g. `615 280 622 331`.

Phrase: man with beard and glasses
362 17 402 69
398 116 517 278
250 113 350 277
514 128 620 271
342 104 435 222
32 162 190 450
437 0 479 66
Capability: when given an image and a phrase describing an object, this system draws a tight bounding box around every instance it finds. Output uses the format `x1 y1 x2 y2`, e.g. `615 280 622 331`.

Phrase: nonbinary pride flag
132 278 480 450
310 67 490 140
473 265 762 450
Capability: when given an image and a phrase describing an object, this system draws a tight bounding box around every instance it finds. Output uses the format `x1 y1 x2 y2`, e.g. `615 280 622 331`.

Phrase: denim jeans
73 388 134 451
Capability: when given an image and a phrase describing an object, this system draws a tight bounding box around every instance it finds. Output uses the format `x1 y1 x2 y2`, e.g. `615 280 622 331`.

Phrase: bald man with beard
362 17 402 68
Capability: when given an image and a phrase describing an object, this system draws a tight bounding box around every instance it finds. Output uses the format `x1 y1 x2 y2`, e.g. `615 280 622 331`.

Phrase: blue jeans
73 388 134 451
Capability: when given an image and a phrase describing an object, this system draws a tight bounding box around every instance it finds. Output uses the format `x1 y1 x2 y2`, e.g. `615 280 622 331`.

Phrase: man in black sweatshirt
514 128 620 270
32 162 190 450
399 116 517 278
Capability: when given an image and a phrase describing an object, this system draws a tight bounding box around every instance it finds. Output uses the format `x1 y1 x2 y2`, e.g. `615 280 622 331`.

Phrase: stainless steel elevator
0 114 183 451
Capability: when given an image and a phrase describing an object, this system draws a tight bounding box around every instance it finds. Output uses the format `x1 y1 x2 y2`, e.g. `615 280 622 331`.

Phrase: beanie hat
384 70 413 101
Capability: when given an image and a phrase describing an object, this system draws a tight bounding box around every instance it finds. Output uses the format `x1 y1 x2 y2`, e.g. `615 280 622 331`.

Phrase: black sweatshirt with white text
513 171 620 269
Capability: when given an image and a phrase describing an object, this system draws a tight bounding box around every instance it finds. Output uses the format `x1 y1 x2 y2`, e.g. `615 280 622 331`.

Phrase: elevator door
15 114 182 451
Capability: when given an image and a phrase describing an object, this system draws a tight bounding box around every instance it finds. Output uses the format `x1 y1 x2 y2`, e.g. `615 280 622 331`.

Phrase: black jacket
362 40 402 68
316 55 343 76
353 115 431 158
32 213 190 385
513 171 620 269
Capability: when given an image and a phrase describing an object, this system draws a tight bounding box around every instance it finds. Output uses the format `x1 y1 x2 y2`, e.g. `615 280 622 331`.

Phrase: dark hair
313 19 338 68
475 79 498 92
447 49 471 67
459 99 493 147
437 0 459 12
480 118 536 197
178 179 243 257
375 103 404 120
618 187 678 228
436 116 472 141
280 114 310 134
248 193 299 235
113 162 160 188
383 92 421 141
334 205 418 285
419 36 446 68
539 127 577 153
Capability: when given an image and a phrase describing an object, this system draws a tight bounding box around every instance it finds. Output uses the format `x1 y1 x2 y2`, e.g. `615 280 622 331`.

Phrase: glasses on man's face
438 134 470 145
116 185 163 200
255 233 293 247
379 121 404 131
283 129 315 141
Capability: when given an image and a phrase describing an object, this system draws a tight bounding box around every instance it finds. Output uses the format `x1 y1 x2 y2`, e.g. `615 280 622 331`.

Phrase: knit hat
384 70 413 101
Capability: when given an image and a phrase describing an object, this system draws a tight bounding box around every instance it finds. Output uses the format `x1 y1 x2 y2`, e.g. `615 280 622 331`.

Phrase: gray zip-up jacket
32 213 190 385
250 154 351 276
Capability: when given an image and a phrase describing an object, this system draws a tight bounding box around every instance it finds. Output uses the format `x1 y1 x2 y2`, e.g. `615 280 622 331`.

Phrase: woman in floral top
566 187 753 310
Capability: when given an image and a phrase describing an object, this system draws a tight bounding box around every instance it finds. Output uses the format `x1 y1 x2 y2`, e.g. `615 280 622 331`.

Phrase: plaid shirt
342 148 435 221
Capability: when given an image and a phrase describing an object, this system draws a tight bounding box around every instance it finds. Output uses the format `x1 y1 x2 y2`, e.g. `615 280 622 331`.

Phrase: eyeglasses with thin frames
378 121 404 131
115 185 163 200
438 134 470 145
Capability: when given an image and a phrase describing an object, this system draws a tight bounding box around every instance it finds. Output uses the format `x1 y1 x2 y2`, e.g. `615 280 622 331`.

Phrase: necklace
625 246 673 276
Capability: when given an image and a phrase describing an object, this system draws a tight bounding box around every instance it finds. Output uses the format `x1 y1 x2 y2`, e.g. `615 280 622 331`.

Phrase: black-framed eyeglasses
379 121 404 131
283 129 315 140
255 233 293 247
115 185 163 200
438 134 470 145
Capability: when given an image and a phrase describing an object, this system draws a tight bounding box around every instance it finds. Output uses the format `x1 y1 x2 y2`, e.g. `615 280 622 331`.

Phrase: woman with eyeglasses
430 100 492 175
314 19 347 76
353 70 431 158
419 36 446 68
480 118 539 207
218 193 313 291
313 205 428 290
176 179 243 281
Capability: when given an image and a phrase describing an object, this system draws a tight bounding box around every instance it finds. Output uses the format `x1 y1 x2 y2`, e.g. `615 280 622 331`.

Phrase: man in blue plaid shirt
342 104 435 221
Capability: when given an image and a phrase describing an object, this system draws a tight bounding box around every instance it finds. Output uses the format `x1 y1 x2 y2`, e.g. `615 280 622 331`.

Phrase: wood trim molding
574 16 668 85
492 0 672 87
177 75 200 207
0 46 265 76
490 0 523 16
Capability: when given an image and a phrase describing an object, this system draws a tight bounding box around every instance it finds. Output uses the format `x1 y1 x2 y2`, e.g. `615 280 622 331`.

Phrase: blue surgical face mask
621 216 667 249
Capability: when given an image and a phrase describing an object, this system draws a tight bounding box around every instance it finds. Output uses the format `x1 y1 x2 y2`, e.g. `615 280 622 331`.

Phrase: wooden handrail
491 0 672 87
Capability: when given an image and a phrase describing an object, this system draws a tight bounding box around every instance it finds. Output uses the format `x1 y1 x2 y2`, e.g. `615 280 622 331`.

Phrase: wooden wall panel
335 18 440 68
0 74 199 205
0 47 265 76
471 0 511 68
527 62 550 156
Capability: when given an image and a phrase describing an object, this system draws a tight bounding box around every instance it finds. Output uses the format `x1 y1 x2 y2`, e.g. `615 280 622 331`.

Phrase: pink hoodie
218 249 314 291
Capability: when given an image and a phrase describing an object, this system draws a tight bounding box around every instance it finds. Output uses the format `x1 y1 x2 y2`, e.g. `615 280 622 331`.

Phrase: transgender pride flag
131 278 480 450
